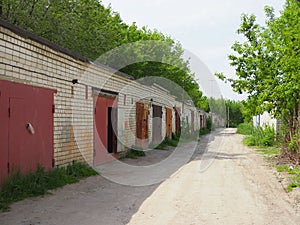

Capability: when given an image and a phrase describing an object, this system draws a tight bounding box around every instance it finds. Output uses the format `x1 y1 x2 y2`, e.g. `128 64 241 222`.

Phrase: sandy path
128 128 300 225
0 128 299 225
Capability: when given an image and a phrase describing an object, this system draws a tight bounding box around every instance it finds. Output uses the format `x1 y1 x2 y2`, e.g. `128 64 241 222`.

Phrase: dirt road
1 128 299 225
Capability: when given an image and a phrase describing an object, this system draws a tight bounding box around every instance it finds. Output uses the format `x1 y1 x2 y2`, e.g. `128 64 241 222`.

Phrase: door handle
26 123 35 134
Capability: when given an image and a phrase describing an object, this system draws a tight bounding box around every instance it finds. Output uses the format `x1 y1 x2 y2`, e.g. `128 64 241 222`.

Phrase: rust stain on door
93 94 118 166
136 102 149 147
165 107 172 139
175 107 181 135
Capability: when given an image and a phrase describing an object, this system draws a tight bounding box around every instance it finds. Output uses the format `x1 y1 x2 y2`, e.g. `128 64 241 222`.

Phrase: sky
100 0 286 100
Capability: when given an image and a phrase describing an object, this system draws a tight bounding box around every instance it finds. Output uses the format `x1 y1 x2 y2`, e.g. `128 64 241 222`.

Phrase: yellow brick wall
0 24 181 167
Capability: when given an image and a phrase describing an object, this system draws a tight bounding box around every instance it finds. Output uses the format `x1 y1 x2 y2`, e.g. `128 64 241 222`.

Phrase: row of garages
0 19 208 182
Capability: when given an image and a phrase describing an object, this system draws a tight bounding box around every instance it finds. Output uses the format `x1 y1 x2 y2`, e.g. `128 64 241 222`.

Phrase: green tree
225 100 244 128
0 0 209 110
216 0 300 152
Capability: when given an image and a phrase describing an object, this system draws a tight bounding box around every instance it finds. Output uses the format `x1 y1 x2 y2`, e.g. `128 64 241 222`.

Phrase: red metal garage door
0 81 10 183
93 93 118 166
0 80 56 183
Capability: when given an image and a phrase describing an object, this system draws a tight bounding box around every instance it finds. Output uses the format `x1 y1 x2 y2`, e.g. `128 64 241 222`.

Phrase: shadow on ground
0 128 239 225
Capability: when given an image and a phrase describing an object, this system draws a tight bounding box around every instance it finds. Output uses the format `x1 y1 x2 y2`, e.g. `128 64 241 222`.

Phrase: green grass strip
0 162 98 211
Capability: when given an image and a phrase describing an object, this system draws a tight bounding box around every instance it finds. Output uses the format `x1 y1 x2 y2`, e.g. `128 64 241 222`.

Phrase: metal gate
136 102 149 147
191 111 195 132
0 80 56 183
152 105 162 144
165 107 172 139
93 92 118 166
175 107 181 135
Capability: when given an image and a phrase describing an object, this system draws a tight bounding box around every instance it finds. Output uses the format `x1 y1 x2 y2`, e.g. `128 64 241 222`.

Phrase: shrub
125 145 146 158
288 135 300 152
239 123 275 147
237 123 255 135
163 137 178 147
243 136 257 146
261 126 275 147
199 128 210 135
172 132 180 141
206 116 212 131
180 119 191 139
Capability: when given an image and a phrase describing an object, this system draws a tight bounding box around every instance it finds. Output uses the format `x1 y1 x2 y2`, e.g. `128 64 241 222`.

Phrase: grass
256 147 280 155
276 165 300 192
0 161 98 211
238 123 276 147
181 130 200 143
237 123 255 135
153 134 180 150
255 146 300 192
124 145 146 159
199 128 210 136
154 142 169 150
239 123 300 191
149 128 210 151
276 165 300 175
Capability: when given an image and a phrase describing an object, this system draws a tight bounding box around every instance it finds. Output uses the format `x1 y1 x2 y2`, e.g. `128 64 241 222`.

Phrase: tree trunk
0 0 3 18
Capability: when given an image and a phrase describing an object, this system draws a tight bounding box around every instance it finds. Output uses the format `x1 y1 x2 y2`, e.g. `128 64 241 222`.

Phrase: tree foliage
0 0 208 109
225 100 244 128
216 0 300 151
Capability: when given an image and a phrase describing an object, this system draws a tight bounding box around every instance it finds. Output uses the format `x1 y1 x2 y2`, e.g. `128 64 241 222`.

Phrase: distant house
253 111 280 131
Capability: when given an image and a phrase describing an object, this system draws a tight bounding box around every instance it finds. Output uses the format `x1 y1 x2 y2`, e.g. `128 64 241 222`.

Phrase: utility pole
227 106 230 128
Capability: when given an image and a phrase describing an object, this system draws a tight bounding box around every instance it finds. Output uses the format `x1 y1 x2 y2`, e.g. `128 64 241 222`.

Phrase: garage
0 80 56 183
136 102 149 147
165 107 172 139
152 105 163 145
93 90 118 166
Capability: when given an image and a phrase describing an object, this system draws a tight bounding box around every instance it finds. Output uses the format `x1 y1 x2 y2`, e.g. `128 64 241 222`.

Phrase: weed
238 123 276 147
261 126 275 147
256 147 280 155
256 147 300 192
243 136 257 146
288 134 300 152
125 145 146 159
206 116 212 131
162 137 178 147
287 183 300 192
154 141 169 150
172 132 180 141
276 165 289 173
276 165 300 191
237 123 254 135
199 128 210 135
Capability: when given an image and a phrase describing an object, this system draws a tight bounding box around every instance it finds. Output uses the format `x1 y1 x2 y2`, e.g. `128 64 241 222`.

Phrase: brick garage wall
117 80 177 148
0 25 93 166
0 22 180 166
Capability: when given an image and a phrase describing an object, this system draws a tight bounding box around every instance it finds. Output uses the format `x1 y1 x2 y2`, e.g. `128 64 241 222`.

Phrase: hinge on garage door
52 104 55 113
8 107 10 117
7 162 10 173
52 158 55 168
